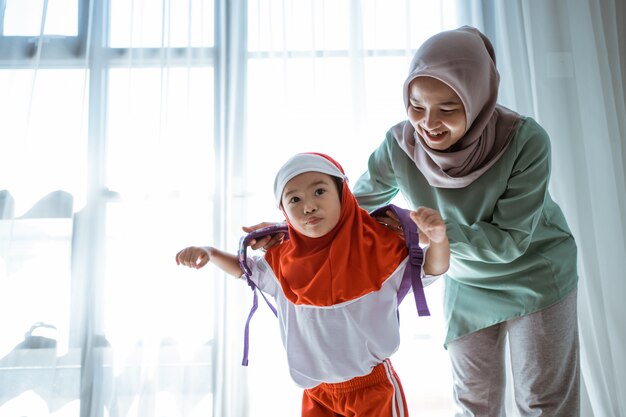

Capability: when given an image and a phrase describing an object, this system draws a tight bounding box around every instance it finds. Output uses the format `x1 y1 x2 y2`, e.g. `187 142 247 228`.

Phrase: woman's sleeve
446 121 552 263
353 132 401 211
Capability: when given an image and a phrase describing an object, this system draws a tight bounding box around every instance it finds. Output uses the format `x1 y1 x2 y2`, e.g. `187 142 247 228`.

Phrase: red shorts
302 359 408 417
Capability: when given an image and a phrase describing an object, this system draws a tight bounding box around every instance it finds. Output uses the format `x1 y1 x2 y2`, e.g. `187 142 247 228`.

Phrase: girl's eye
412 106 424 112
315 188 326 196
289 196 300 204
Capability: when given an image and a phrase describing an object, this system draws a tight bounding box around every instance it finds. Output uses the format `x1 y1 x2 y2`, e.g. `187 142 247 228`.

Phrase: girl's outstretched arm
175 246 243 277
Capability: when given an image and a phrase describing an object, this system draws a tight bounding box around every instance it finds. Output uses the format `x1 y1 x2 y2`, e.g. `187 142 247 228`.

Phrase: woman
351 26 579 416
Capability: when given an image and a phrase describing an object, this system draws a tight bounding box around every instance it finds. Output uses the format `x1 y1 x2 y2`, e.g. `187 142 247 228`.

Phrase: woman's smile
420 127 449 143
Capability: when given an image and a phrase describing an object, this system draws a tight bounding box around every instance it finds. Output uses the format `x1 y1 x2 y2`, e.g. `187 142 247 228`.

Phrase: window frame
0 0 90 66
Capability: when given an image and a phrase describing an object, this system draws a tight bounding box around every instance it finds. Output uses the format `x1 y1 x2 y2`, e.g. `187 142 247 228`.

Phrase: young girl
175 152 449 417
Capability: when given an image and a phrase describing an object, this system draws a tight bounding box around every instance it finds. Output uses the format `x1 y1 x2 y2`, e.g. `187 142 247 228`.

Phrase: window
1 0 217 415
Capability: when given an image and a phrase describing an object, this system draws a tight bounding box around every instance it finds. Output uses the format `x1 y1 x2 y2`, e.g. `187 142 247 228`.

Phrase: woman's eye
412 106 424 112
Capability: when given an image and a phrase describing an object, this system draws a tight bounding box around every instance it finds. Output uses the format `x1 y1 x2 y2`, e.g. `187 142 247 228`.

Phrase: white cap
273 153 347 206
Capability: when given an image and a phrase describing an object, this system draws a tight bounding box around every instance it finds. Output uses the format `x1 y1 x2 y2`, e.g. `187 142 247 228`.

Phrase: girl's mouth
306 217 321 225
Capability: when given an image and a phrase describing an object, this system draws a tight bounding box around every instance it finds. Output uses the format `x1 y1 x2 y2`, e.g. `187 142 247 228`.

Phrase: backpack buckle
409 245 423 266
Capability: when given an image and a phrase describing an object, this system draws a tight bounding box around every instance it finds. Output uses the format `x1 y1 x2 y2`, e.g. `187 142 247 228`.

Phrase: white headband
273 153 348 206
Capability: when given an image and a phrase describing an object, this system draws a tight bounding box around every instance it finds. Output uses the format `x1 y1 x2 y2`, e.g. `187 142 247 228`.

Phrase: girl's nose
304 204 317 214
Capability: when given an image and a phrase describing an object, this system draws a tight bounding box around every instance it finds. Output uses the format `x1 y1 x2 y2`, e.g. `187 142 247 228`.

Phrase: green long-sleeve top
353 117 578 347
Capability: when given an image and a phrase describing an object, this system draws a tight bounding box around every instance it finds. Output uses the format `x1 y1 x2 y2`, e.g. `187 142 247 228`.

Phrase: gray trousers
447 289 579 417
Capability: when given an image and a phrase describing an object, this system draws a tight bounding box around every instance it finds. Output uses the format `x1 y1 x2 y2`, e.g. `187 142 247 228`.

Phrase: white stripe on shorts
382 359 405 417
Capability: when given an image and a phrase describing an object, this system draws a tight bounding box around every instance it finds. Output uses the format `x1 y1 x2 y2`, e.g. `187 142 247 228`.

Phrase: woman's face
407 77 467 151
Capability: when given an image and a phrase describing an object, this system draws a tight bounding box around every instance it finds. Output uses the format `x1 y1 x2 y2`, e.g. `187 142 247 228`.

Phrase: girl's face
407 76 467 151
281 172 341 238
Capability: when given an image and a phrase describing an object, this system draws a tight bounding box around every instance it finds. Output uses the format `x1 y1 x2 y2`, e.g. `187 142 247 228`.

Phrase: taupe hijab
396 26 522 188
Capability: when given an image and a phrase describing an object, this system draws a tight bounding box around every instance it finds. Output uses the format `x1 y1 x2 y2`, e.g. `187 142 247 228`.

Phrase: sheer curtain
0 0 244 416
456 1 626 416
1 0 91 415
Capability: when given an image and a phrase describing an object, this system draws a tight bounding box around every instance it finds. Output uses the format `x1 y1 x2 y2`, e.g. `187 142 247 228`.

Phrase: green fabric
353 117 578 347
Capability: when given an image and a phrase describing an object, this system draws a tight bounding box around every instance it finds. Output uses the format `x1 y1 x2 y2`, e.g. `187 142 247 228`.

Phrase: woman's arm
445 120 553 264
353 130 401 211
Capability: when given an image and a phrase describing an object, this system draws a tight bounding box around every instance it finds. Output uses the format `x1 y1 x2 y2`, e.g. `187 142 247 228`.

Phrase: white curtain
0 0 247 416
455 1 626 416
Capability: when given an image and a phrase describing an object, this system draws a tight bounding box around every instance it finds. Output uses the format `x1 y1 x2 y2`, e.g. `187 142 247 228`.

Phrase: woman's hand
175 246 211 269
373 210 405 237
242 222 285 250
373 208 440 244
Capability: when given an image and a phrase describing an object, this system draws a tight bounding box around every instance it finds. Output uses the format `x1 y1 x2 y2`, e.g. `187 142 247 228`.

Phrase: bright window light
0 69 88 214
109 0 214 48
104 67 215 352
3 0 78 36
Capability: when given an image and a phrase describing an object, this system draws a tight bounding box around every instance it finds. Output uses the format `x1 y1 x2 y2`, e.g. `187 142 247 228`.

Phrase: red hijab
264 153 408 306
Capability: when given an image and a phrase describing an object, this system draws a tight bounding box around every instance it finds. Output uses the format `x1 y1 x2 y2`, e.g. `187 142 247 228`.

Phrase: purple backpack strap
369 204 430 317
237 224 287 366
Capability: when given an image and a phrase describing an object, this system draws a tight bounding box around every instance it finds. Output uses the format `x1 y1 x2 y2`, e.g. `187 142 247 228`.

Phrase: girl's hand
410 207 447 244
242 222 285 250
175 246 211 269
